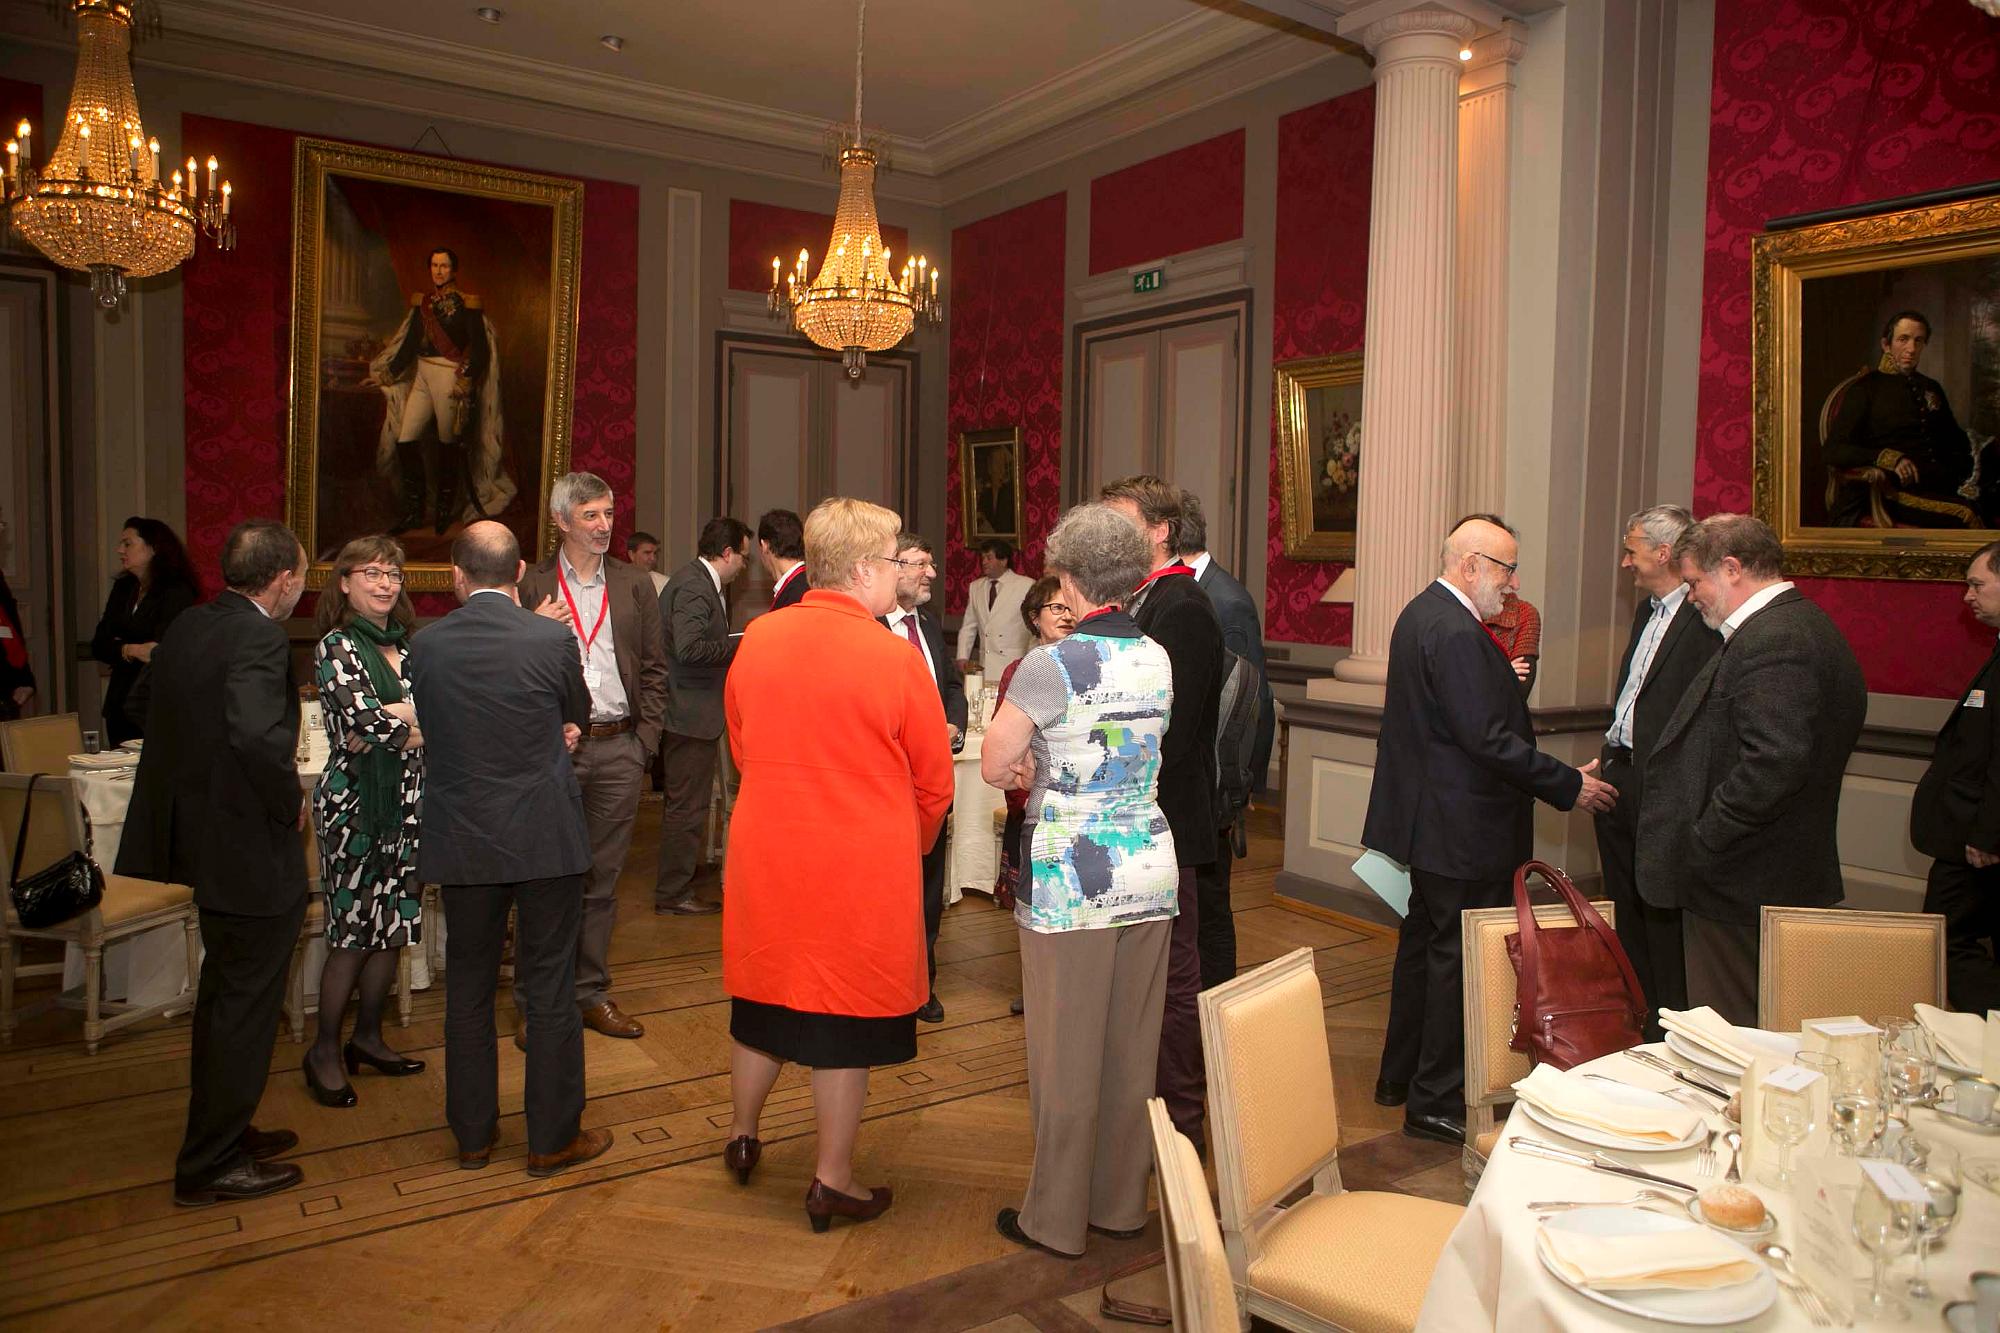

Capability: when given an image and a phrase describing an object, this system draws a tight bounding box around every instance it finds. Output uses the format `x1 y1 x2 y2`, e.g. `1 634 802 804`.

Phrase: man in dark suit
758 508 808 611
1638 514 1866 1026
1173 491 1273 991
1912 539 2000 1013
654 516 752 916
1102 476 1224 1150
118 519 309 1206
1364 515 1615 1145
1594 505 1721 1039
518 471 668 1040
413 521 610 1177
882 532 966 1023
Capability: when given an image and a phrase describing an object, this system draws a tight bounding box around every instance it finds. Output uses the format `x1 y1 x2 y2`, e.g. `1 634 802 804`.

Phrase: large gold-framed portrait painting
1274 352 1363 562
1753 191 2000 581
285 139 583 589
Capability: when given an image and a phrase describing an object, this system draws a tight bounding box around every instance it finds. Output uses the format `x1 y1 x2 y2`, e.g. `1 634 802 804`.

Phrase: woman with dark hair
302 535 427 1107
89 516 199 744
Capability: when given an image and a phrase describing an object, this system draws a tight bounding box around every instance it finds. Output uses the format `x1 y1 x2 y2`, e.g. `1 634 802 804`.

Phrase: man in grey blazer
1637 514 1866 1025
413 522 609 1177
654 516 752 916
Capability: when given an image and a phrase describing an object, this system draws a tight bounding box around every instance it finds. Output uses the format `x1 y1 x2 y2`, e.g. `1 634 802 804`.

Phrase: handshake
1572 758 1618 815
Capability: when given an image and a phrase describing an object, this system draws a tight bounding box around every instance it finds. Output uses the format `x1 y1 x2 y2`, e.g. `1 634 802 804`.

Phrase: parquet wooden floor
0 802 1437 1331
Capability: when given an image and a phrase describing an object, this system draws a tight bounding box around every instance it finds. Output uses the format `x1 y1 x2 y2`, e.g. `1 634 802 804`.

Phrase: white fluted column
1332 6 1478 687
1454 20 1525 517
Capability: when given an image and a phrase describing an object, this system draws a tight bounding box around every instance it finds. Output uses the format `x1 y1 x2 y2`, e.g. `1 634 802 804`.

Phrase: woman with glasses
303 536 427 1107
994 575 1074 1012
89 516 200 744
718 498 955 1231
981 503 1179 1258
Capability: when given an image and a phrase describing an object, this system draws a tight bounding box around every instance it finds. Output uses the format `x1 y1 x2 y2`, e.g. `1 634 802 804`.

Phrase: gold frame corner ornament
1274 351 1363 562
959 425 1025 547
283 137 585 591
1751 190 2000 582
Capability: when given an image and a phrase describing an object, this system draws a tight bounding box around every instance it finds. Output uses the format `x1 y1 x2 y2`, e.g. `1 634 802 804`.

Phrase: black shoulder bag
9 774 105 929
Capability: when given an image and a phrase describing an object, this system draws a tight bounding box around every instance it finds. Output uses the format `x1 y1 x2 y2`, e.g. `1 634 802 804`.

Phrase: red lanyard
1078 606 1121 627
556 563 609 656
1134 562 1193 595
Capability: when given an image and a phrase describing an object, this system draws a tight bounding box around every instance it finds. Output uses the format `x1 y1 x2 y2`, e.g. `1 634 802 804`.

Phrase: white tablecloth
946 730 1004 902
1418 1042 2000 1331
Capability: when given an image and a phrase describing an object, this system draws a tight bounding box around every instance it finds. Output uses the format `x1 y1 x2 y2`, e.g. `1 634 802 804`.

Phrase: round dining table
1416 1040 2000 1332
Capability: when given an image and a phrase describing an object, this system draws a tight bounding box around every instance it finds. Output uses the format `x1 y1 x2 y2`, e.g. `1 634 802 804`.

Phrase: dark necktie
899 614 922 650
988 579 998 610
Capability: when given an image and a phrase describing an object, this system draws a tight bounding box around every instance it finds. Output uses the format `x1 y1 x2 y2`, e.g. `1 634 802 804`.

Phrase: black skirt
730 997 917 1069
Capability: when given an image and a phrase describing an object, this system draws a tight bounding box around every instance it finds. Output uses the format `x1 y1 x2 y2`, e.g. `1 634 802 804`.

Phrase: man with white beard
1362 514 1617 1145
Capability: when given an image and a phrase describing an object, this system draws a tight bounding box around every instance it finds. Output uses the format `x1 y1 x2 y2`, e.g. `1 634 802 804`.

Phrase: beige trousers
1017 916 1173 1255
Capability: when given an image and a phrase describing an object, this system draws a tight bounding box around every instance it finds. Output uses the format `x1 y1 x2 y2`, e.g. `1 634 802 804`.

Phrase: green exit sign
1132 267 1165 294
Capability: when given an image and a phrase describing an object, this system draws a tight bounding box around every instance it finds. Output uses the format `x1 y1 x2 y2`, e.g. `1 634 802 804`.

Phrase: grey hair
1175 489 1208 557
549 470 612 520
1438 512 1516 570
1672 512 1784 578
1044 502 1155 607
1624 503 1694 553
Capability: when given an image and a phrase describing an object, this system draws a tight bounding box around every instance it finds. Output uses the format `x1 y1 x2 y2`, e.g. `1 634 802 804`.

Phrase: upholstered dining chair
1819 368 1895 529
1459 899 1617 1194
1758 905 1945 1034
0 713 85 776
0 772 198 1053
1199 947 1465 1332
1146 1096 1241 1333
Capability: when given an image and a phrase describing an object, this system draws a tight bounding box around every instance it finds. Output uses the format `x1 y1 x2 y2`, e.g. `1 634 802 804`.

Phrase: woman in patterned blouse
302 536 427 1107
980 503 1179 1259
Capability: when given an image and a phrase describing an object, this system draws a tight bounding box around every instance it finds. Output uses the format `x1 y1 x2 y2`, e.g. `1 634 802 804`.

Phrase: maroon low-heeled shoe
804 1177 893 1233
723 1135 761 1186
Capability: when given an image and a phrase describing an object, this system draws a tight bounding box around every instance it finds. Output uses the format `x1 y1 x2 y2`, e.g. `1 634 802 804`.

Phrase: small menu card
1857 1158 1928 1206
1791 1159 1860 1325
1741 1057 1829 1179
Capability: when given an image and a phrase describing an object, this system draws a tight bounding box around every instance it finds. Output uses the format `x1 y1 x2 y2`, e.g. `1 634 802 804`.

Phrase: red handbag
1502 860 1647 1070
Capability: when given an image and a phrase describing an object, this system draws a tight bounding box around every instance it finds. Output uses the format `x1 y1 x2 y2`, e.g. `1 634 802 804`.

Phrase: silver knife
1625 1049 1733 1102
1508 1137 1698 1194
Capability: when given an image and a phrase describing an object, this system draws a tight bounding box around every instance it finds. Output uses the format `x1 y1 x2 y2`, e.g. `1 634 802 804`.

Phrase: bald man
1362 514 1616 1145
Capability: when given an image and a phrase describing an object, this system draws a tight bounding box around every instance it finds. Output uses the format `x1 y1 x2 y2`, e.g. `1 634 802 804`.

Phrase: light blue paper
1352 848 1412 918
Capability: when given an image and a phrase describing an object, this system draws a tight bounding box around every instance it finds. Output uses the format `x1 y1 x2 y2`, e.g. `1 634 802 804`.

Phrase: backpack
1212 647 1260 855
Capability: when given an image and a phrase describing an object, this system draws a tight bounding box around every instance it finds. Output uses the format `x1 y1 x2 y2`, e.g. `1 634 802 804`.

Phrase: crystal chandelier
2 0 236 308
768 0 939 378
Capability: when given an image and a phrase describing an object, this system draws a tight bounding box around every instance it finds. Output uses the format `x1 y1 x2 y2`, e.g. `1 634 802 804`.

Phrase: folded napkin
1511 1065 1703 1144
1660 1006 1754 1068
1537 1223 1759 1292
1915 1003 1984 1070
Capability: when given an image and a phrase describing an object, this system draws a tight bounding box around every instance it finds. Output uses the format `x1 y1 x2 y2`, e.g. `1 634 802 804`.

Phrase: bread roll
1697 1184 1766 1231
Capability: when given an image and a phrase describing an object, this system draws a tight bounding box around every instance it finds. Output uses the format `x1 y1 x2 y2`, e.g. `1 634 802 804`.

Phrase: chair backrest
1759 906 1946 1033
1198 948 1340 1246
1461 899 1617 1117
1147 1097 1240 1333
0 713 84 776
0 774 88 923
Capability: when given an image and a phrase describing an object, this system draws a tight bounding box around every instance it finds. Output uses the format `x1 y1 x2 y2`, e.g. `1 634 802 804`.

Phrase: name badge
1967 690 1986 709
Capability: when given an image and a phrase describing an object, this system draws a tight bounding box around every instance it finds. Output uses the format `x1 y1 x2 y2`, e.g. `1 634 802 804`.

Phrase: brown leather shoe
805 1177 893 1232
459 1131 499 1170
238 1126 298 1161
526 1127 613 1178
581 1000 644 1039
723 1135 761 1185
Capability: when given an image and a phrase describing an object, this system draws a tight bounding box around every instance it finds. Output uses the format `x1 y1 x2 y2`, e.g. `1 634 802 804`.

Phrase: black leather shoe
345 1042 425 1077
238 1126 298 1161
655 895 721 916
174 1159 303 1207
917 995 945 1023
1009 995 1025 1016
1088 1221 1147 1240
302 1055 356 1108
1373 1078 1409 1108
1403 1112 1465 1146
995 1207 1083 1259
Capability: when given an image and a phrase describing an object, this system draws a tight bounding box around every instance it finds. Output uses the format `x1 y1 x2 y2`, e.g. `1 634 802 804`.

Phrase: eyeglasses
351 566 405 585
1471 552 1519 576
878 554 930 571
1038 602 1072 617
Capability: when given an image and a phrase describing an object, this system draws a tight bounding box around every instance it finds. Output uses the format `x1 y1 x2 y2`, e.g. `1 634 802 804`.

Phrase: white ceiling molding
1072 240 1255 323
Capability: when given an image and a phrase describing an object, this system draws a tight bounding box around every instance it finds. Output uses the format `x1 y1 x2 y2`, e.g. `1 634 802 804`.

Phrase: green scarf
341 615 410 842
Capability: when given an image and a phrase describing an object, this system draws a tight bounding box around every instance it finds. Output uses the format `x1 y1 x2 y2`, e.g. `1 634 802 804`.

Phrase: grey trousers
1017 917 1173 1256
1683 910 1760 1027
566 730 645 1008
654 729 718 908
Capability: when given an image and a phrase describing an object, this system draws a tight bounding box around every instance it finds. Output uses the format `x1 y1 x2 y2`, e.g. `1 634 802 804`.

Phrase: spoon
1756 1243 1834 1325
1528 1188 1683 1212
1722 1129 1743 1184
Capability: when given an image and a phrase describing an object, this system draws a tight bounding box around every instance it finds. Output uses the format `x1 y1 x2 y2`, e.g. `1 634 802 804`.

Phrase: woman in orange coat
720 497 956 1232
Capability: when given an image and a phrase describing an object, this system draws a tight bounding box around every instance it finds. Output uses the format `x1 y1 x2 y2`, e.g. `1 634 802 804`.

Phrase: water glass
1900 1138 1960 1302
1831 1094 1889 1157
1761 1083 1812 1188
1851 1183 1917 1322
1878 1019 1937 1123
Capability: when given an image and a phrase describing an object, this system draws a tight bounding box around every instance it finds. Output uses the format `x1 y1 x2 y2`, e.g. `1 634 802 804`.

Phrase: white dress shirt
559 550 630 723
772 560 805 601
1720 580 1794 642
699 557 724 598
1606 583 1689 749
1433 577 1482 621
1185 551 1213 581
886 605 939 683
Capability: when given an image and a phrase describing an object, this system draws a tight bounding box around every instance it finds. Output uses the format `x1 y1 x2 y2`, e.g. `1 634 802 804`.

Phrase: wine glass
1761 1082 1812 1188
1900 1138 1960 1303
1851 1183 1916 1322
1879 1019 1936 1124
1831 1094 1889 1157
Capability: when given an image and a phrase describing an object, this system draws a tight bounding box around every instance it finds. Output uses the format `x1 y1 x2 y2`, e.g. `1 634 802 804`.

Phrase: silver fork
1757 1244 1833 1327
1694 1128 1718 1179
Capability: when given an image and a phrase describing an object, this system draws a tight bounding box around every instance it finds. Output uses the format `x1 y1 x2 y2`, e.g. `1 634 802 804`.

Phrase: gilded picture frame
285 138 583 590
1274 351 1364 562
1751 191 2000 581
961 426 1024 547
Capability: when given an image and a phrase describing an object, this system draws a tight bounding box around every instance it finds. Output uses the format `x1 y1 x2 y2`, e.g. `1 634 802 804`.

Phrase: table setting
1418 1005 2000 1331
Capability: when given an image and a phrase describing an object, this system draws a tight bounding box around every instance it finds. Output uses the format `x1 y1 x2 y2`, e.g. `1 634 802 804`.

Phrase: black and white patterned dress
313 629 424 949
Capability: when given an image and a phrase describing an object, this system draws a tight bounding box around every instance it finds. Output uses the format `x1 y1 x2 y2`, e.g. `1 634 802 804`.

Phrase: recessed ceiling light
600 34 625 51
475 6 502 22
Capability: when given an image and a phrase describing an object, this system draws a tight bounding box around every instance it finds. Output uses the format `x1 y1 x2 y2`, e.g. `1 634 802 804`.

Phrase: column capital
1337 0 1487 54
1460 17 1527 96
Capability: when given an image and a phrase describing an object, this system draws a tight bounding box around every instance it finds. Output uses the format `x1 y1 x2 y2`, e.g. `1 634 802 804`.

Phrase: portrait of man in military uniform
1822 309 1985 528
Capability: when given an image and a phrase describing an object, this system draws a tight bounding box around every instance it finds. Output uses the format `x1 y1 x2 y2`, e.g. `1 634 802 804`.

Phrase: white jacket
955 570 1035 682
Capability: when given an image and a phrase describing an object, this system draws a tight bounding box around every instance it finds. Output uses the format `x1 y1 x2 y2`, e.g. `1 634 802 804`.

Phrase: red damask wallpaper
726 199 909 293
1265 88 1374 646
1088 129 1246 275
178 115 639 617
0 76 41 143
1696 0 2000 696
945 193 1067 611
